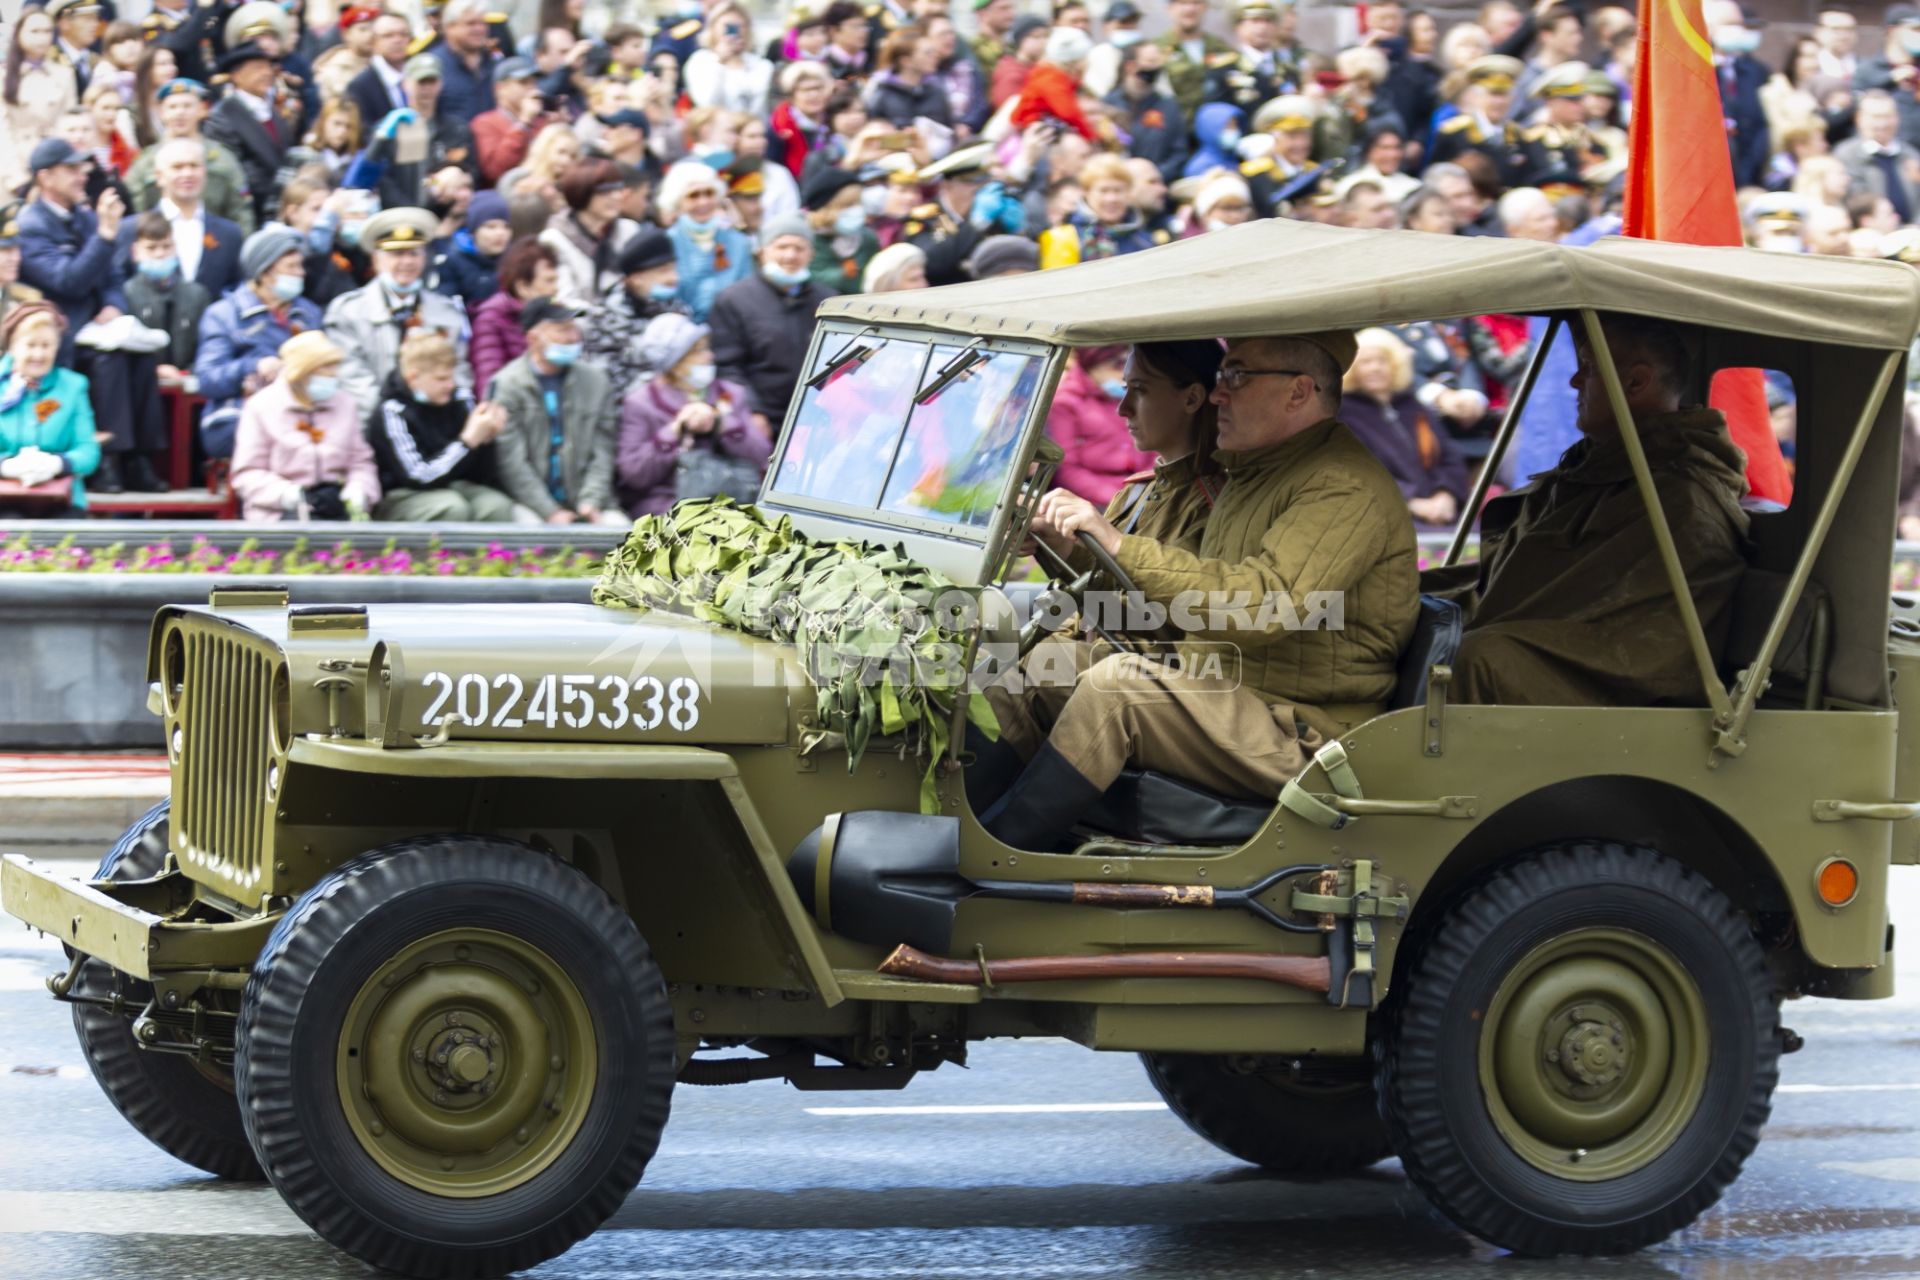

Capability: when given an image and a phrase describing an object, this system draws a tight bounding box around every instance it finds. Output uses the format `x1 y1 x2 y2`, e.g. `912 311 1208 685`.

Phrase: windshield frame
756 321 1065 585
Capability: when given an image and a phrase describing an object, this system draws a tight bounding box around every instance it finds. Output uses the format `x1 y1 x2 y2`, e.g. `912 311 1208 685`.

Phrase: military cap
862 152 921 185
1582 69 1620 97
155 77 210 101
519 296 585 332
1297 329 1359 373
1537 60 1592 98
918 141 994 182
404 52 444 82
1252 93 1317 133
598 107 649 130
1167 174 1210 206
0 201 22 248
1464 54 1524 92
361 207 439 252
215 42 278 74
1230 0 1278 19
47 0 104 20
727 168 765 197
1744 192 1807 227
224 0 292 49
339 5 382 27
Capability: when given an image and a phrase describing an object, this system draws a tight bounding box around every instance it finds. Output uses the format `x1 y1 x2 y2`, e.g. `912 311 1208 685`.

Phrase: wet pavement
1 856 1918 1279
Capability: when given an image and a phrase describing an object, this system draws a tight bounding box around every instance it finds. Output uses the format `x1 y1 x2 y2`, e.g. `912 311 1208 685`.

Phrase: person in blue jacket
0 301 100 514
192 224 324 457
1183 102 1246 178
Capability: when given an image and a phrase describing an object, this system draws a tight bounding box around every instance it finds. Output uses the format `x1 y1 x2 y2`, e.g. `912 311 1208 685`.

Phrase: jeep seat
1075 596 1467 847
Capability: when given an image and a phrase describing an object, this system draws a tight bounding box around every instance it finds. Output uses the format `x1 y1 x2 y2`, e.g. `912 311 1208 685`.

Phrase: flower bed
0 534 602 578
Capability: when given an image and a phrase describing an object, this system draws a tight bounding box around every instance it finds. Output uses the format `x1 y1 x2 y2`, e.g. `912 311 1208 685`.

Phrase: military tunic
1430 114 1541 190
126 138 256 236
902 200 987 287
989 420 1418 800
1202 50 1285 117
1522 121 1605 190
1432 410 1751 707
1154 32 1237 123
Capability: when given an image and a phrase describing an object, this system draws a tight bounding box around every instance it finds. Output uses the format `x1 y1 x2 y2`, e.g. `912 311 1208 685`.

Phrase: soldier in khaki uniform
1431 55 1538 189
1156 0 1238 122
125 79 256 235
1426 316 1751 706
977 329 1419 850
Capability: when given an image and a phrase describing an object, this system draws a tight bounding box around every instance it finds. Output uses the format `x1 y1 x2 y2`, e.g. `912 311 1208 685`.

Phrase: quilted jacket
1113 417 1419 718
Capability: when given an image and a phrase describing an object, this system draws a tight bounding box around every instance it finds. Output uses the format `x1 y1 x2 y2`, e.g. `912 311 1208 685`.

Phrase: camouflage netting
593 497 999 811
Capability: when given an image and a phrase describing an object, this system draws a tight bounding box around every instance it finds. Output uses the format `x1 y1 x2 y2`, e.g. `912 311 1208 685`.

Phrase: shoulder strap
1116 478 1155 534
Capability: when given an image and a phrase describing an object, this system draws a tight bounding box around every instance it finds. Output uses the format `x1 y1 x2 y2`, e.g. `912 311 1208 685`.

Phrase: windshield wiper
805 330 880 390
914 341 986 404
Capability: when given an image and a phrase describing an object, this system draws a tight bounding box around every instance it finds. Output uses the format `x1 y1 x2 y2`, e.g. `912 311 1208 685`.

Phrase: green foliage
594 497 999 811
0 533 599 576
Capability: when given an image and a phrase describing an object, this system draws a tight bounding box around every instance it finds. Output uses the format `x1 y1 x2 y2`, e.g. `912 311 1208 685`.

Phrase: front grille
172 621 278 899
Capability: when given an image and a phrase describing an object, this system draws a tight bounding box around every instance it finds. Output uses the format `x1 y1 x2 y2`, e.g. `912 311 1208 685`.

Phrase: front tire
235 836 676 1279
71 799 261 1180
1142 1053 1391 1175
1378 842 1778 1256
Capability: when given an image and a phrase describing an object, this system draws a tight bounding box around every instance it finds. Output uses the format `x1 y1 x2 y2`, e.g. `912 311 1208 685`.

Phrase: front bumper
1 854 274 979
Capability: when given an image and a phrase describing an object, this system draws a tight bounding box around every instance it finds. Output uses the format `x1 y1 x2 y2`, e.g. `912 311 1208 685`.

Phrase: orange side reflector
1818 860 1859 907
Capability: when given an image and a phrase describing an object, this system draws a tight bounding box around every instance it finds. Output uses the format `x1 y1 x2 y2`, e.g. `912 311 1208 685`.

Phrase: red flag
1621 0 1792 505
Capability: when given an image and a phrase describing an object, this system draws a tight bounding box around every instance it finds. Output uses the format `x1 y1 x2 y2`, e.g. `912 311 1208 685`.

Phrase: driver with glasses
974 330 1419 851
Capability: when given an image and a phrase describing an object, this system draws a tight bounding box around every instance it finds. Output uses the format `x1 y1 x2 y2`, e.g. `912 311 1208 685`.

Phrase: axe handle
879 944 1331 993
1068 882 1216 908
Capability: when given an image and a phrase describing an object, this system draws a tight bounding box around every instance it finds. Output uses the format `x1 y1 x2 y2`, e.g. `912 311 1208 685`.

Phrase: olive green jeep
7 222 1920 1278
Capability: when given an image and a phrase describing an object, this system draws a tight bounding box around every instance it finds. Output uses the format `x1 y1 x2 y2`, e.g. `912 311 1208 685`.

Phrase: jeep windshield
757 325 1059 585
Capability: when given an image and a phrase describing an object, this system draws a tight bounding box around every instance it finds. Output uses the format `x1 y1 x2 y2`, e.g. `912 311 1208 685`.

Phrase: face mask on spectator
545 341 582 366
860 186 889 216
1902 29 1920 54
696 147 736 171
305 375 340 402
648 282 680 302
271 272 304 301
833 205 866 236
1110 29 1143 48
1101 378 1126 400
763 262 811 288
684 361 716 390
1219 126 1242 151
679 208 717 229
1712 25 1760 53
1206 217 1233 233
339 219 368 246
382 272 423 296
137 255 179 281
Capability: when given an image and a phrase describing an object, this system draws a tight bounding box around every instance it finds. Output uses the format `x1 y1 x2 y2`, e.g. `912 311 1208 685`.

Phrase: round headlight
170 725 183 760
161 628 186 718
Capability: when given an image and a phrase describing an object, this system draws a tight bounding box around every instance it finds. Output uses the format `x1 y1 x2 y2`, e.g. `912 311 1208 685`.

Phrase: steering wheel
1020 532 1157 656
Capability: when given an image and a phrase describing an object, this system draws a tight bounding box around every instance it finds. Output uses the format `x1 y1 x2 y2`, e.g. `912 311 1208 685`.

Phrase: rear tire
70 799 261 1181
235 836 675 1279
1378 842 1777 1256
1141 1053 1391 1175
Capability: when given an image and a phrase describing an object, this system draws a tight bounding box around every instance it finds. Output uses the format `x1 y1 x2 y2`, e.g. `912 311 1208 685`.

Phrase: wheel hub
1477 927 1709 1182
337 928 596 1197
1557 1016 1630 1089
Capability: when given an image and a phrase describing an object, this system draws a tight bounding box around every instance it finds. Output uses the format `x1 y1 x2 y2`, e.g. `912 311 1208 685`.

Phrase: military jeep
7 221 1920 1278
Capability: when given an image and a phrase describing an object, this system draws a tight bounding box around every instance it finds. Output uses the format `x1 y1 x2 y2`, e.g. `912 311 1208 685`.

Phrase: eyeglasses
1216 367 1311 392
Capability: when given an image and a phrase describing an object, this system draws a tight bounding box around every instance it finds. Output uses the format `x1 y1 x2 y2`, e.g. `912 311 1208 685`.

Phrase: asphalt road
3 854 1920 1280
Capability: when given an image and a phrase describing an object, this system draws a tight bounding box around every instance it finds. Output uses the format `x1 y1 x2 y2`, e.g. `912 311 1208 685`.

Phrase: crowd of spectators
0 0 1911 526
